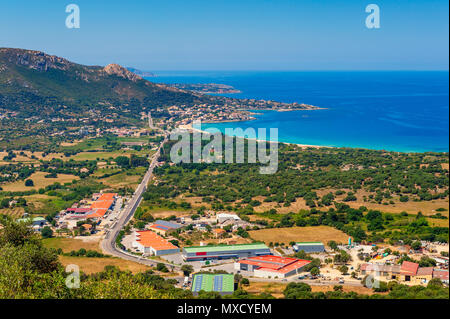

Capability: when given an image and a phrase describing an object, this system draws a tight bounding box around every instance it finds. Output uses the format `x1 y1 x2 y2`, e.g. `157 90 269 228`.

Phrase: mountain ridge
0 48 212 119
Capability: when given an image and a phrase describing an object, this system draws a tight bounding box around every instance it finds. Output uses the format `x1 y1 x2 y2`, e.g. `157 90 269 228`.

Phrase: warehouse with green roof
191 274 235 295
182 243 271 261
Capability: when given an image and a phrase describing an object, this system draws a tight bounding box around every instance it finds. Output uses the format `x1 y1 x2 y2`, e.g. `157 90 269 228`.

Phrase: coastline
178 123 326 149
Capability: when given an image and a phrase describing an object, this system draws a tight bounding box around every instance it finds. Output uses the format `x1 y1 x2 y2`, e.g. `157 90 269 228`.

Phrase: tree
310 267 320 277
181 265 193 276
41 226 53 239
411 241 422 251
25 179 34 187
115 156 130 168
338 265 348 275
327 241 338 251
241 278 250 286
156 263 169 272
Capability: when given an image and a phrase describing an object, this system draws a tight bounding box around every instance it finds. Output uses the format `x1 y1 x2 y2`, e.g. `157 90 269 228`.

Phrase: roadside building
360 261 447 285
413 267 434 285
360 263 401 281
433 269 449 285
132 230 179 256
148 220 183 236
235 255 311 278
182 243 271 262
400 261 420 282
293 242 325 253
191 274 234 296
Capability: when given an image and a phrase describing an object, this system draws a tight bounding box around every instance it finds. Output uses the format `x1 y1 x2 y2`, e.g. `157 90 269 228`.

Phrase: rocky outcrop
103 64 142 82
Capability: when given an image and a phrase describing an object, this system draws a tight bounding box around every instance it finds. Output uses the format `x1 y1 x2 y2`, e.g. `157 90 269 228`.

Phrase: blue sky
1 0 448 70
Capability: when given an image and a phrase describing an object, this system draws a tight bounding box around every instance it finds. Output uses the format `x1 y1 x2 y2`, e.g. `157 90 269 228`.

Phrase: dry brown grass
253 197 309 214
0 207 25 219
310 285 384 295
316 188 449 217
248 226 350 245
426 218 450 227
42 237 102 253
1 171 79 192
58 256 152 274
244 282 286 298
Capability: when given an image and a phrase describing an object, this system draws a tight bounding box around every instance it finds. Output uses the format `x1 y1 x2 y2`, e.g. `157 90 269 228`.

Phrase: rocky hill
0 48 211 119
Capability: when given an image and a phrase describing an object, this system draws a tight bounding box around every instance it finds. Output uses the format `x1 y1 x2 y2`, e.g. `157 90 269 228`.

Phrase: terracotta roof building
132 230 179 256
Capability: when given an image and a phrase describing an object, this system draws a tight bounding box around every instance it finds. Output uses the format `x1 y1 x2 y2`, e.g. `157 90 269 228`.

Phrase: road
100 135 181 271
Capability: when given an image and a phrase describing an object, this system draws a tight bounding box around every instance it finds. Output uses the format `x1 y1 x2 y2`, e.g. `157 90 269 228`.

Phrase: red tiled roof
86 208 108 219
135 230 179 251
401 261 419 275
416 267 434 276
433 269 449 281
238 255 311 274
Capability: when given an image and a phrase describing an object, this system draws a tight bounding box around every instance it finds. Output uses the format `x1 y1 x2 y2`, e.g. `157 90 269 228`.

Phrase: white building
216 213 241 224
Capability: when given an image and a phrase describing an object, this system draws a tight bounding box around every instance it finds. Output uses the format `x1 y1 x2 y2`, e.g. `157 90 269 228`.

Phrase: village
21 187 449 296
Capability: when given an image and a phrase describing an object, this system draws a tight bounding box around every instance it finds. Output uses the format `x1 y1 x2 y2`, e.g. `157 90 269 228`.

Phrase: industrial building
132 230 180 256
191 274 234 295
235 255 311 278
216 213 241 224
293 242 325 253
148 220 183 235
182 243 271 261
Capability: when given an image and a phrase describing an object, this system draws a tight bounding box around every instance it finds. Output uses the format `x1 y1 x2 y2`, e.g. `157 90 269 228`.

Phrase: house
216 213 240 224
81 224 93 233
432 269 449 285
213 228 226 238
148 220 182 236
400 261 420 282
360 261 447 285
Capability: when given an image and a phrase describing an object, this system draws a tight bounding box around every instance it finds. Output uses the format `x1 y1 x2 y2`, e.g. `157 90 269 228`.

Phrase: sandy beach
178 123 326 149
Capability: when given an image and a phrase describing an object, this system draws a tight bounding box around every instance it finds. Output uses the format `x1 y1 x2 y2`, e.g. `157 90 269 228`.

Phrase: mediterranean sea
149 71 449 153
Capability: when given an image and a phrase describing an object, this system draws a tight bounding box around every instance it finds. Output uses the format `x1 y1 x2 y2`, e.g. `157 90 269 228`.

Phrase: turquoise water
150 71 449 153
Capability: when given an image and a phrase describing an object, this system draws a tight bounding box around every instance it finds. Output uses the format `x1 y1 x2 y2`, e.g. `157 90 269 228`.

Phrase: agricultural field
1 172 79 192
248 226 350 245
0 207 25 218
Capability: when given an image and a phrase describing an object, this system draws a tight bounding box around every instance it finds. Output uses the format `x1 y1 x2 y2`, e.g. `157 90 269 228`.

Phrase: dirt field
0 207 25 219
253 197 309 214
244 282 286 298
100 169 146 188
248 226 350 245
42 237 102 253
58 255 152 274
244 281 380 297
1 171 79 191
426 218 450 227
310 284 383 295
